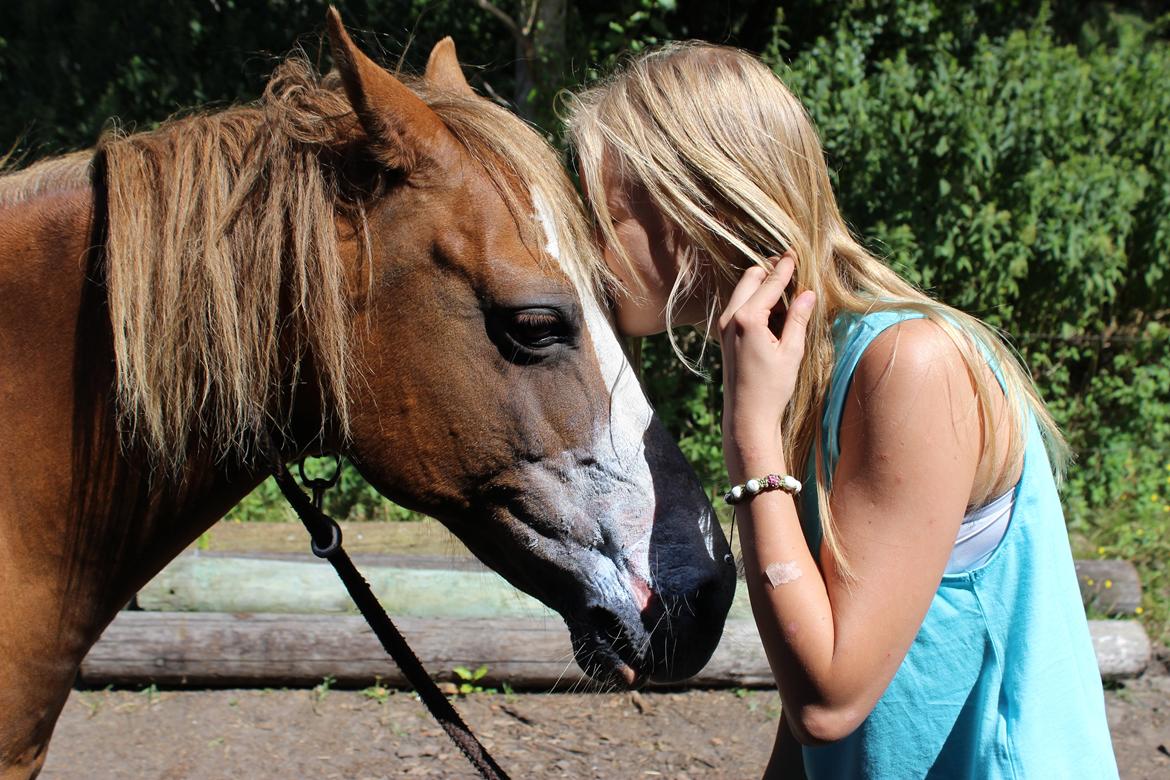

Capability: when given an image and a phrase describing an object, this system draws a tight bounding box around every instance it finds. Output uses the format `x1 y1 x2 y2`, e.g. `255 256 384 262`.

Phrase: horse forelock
99 56 362 468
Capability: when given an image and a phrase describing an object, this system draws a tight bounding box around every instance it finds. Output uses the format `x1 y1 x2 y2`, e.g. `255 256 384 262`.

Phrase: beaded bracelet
724 473 802 505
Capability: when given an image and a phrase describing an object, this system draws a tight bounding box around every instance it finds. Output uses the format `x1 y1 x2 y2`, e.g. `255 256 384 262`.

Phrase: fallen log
139 554 1139 620
79 613 1150 689
137 555 564 620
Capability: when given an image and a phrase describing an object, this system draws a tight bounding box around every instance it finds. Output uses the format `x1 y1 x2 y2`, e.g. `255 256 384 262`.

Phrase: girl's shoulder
828 308 967 403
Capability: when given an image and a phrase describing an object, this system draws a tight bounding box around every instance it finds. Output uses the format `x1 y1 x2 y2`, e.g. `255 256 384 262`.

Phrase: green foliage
361 677 391 703
225 460 424 523
452 664 493 694
312 674 336 707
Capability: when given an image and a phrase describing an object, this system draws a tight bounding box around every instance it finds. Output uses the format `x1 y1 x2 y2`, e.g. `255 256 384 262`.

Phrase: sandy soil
38 521 1169 777
40 676 1170 779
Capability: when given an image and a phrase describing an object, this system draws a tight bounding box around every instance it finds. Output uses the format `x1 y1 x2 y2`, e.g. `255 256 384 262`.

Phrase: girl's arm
720 256 983 745
764 712 807 779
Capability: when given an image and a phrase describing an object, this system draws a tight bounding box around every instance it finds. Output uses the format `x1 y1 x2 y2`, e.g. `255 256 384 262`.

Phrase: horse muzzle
565 556 734 688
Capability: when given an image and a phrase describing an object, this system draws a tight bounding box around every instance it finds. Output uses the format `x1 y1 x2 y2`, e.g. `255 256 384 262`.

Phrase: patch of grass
311 675 335 708
453 664 494 695
361 677 390 704
1070 457 1170 646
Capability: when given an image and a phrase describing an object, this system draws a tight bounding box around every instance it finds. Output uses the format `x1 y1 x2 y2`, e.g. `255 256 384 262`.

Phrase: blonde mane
36 54 605 467
0 151 93 206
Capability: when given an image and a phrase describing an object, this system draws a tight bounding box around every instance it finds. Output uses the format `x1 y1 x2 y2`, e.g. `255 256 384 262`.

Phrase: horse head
319 12 735 685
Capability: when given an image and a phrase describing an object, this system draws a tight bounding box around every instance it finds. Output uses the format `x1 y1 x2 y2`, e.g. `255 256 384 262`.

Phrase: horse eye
509 309 566 349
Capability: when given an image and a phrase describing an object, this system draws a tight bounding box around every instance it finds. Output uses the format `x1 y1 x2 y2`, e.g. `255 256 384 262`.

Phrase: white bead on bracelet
724 473 802 505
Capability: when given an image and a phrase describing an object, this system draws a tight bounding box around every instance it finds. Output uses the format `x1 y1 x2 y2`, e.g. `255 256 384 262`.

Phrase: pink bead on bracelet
724 473 802 505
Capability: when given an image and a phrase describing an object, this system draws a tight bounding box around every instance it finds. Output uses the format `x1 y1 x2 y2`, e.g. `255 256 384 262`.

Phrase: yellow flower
1086 578 1095 586
1135 606 1145 615
1137 528 1145 536
1164 505 1170 513
1104 580 1113 589
1097 546 1106 555
1154 494 1162 503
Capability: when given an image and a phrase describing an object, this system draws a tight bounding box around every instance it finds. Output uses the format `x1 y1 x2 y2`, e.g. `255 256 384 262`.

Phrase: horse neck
0 174 266 629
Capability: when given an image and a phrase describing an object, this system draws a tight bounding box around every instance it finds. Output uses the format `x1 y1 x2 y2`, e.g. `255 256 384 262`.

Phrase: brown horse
0 11 735 777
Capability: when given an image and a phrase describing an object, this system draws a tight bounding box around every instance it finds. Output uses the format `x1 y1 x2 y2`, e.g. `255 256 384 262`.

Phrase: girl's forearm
732 456 846 742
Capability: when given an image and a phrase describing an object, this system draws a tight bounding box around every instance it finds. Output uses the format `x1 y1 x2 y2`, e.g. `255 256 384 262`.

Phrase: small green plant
140 683 159 706
452 664 493 695
312 675 335 706
79 693 101 718
361 676 390 704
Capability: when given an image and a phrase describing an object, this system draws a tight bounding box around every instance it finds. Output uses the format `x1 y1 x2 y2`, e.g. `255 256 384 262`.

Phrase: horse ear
425 37 475 97
325 8 449 170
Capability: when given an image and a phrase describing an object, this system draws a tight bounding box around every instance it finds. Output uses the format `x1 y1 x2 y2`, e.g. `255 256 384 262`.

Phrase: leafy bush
225 460 424 524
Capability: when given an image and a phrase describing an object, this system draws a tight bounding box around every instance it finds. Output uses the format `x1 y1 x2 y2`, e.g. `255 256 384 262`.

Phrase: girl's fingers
778 290 815 357
744 254 795 319
719 251 795 333
719 263 769 331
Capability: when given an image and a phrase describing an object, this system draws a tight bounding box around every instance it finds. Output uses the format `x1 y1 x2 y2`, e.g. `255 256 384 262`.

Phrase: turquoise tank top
798 310 1118 779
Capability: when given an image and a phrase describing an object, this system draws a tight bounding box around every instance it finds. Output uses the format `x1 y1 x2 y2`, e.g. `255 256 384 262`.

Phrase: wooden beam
79 613 1150 689
139 555 1142 620
136 555 563 620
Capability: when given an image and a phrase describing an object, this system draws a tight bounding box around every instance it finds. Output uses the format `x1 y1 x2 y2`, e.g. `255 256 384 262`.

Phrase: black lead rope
267 451 509 780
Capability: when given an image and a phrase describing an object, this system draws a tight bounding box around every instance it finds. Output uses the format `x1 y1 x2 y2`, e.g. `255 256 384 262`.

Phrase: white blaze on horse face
534 194 656 596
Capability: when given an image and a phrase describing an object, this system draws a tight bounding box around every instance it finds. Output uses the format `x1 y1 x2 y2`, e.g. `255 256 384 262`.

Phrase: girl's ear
325 8 452 171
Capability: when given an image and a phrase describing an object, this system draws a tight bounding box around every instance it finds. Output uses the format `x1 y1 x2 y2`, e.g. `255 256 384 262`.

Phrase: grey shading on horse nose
530 187 734 685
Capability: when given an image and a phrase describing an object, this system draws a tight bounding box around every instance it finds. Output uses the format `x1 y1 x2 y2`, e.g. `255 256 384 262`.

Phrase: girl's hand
718 252 815 480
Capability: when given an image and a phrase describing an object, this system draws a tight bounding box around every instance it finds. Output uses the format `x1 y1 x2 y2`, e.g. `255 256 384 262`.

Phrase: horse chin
565 581 731 688
566 608 651 690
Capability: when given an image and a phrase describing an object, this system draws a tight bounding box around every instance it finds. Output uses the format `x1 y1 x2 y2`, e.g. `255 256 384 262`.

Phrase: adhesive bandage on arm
764 560 803 588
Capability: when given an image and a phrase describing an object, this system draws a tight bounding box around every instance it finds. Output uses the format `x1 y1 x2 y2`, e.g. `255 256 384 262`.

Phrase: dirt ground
40 674 1170 779
39 522 1170 777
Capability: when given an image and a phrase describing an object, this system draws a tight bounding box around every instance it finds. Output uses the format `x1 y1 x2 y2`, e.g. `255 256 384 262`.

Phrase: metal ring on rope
310 517 343 558
298 453 342 489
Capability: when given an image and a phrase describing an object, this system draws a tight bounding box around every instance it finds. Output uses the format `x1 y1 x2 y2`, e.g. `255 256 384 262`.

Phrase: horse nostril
627 574 655 612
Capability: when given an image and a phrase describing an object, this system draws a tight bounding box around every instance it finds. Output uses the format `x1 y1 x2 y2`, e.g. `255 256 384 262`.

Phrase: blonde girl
567 42 1117 778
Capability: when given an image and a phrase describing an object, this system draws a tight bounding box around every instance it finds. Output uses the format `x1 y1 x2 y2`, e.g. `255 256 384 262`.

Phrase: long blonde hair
566 41 1069 576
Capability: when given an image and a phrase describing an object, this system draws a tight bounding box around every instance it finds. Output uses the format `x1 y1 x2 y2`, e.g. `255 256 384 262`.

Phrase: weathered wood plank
137 556 563 619
80 613 588 688
138 555 762 620
138 555 1141 620
79 613 1149 689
